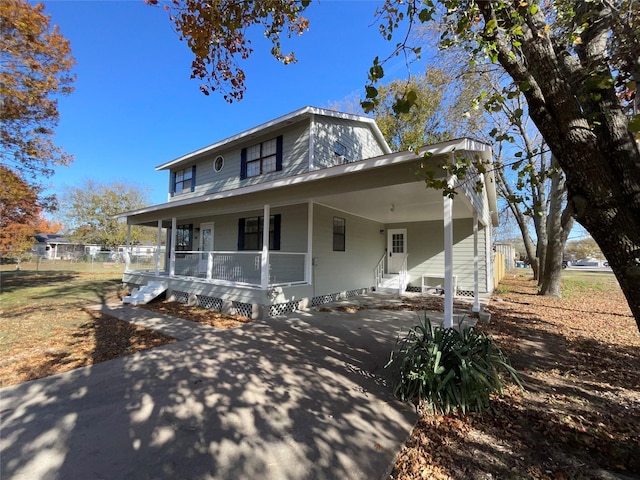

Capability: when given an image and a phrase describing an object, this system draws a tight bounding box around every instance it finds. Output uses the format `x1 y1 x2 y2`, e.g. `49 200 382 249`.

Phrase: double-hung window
333 217 345 251
238 215 281 250
171 166 196 196
241 136 283 179
175 224 193 252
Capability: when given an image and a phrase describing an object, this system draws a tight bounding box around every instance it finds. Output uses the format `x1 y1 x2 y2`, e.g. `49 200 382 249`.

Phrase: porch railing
398 255 409 295
374 252 385 289
146 251 307 288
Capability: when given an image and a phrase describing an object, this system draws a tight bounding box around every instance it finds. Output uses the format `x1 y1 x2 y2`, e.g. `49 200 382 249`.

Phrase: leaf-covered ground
0 271 177 387
390 271 640 480
140 298 252 329
3 269 638 478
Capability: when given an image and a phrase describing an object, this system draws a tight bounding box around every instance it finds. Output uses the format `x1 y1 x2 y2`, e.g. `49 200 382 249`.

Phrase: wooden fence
494 252 506 286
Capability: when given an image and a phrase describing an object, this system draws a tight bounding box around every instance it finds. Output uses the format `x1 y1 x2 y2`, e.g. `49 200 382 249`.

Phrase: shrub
386 316 522 413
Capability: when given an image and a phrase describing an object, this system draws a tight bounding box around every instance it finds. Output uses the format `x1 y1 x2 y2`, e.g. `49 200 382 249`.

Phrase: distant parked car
562 260 569 269
573 257 603 267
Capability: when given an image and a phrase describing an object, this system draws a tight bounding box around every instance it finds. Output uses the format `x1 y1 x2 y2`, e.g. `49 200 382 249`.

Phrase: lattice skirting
197 294 223 312
310 293 341 307
310 288 371 307
406 285 475 297
268 300 301 317
172 290 189 304
457 290 475 297
232 301 253 319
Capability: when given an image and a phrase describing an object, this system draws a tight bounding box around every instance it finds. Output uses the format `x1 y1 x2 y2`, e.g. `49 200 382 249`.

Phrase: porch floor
297 291 492 328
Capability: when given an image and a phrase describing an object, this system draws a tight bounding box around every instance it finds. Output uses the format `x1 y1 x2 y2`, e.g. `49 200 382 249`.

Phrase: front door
200 222 214 252
198 222 214 274
387 228 407 274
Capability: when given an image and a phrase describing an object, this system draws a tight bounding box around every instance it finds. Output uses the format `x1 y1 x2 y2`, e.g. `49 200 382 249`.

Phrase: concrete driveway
0 302 436 480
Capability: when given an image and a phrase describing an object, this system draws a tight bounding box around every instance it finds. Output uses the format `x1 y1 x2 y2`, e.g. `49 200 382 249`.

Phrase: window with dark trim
238 214 281 250
334 141 349 163
240 136 283 179
171 166 196 196
333 217 345 251
175 224 193 251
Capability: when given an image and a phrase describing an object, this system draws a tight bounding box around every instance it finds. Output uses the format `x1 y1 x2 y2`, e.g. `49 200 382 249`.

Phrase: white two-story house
118 106 498 319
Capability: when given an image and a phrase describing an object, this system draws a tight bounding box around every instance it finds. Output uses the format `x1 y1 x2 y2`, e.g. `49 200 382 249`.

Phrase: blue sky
40 0 423 208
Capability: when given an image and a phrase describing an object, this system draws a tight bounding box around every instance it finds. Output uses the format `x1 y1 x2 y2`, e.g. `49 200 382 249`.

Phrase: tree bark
480 2 640 330
539 166 574 297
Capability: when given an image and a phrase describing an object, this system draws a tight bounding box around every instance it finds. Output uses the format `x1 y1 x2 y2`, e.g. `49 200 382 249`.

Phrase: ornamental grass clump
386 316 522 413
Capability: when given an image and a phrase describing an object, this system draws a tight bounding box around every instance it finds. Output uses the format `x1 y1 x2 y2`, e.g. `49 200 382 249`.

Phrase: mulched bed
389 273 640 480
140 299 253 329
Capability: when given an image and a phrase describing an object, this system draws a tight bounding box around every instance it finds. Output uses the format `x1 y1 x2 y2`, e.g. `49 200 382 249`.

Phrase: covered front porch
119 140 497 323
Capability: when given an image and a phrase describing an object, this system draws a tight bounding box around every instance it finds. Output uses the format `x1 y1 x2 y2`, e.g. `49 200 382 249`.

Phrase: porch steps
123 281 168 306
377 274 401 293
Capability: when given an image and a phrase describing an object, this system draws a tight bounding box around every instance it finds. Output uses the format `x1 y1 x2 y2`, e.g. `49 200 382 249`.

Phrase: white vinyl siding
311 204 385 295
168 123 310 201
312 117 387 170
184 204 309 252
388 218 489 293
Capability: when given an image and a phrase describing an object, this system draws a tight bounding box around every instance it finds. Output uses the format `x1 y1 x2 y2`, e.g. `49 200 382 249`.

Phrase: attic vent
214 155 224 172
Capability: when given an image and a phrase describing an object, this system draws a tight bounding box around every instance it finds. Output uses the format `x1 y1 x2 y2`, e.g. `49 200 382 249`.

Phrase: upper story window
171 166 196 196
334 141 349 164
241 136 283 180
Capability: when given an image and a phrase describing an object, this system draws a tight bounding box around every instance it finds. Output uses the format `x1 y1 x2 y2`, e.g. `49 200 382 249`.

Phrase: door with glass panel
198 222 214 276
387 229 407 273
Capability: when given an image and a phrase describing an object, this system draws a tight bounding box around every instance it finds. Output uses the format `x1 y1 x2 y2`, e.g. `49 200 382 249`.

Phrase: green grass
0 270 125 346
561 269 617 298
0 269 177 387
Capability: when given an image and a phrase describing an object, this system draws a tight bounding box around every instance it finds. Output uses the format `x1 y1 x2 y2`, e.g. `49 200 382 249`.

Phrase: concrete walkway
0 301 447 480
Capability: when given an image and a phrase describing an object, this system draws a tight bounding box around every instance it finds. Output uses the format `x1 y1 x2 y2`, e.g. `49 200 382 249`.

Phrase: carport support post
155 220 162 275
443 175 454 329
473 210 480 313
169 217 177 277
261 205 270 290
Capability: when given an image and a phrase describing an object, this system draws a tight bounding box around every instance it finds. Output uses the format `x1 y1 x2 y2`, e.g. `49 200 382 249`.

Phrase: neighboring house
118 107 498 320
33 234 85 260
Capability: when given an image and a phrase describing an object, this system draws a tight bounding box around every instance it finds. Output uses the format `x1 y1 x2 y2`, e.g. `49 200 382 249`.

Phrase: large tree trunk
539 167 574 297
495 164 539 278
481 2 640 329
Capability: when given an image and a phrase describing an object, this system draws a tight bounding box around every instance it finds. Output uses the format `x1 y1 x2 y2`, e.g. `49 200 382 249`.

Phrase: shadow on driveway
1 306 426 479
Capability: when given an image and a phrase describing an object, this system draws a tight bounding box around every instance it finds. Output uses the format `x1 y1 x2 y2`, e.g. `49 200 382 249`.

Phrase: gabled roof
155 106 392 171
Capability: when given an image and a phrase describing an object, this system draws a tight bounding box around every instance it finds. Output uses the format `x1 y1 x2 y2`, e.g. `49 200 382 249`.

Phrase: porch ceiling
315 182 472 224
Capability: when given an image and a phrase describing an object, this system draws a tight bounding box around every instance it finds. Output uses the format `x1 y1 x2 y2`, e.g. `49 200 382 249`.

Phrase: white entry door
198 222 214 274
387 228 407 274
200 223 214 252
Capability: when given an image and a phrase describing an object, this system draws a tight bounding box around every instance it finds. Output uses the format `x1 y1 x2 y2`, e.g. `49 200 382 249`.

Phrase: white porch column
155 220 162 275
170 217 177 277
124 224 132 272
261 205 270 290
486 222 493 292
473 210 480 313
306 201 314 284
443 176 455 329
